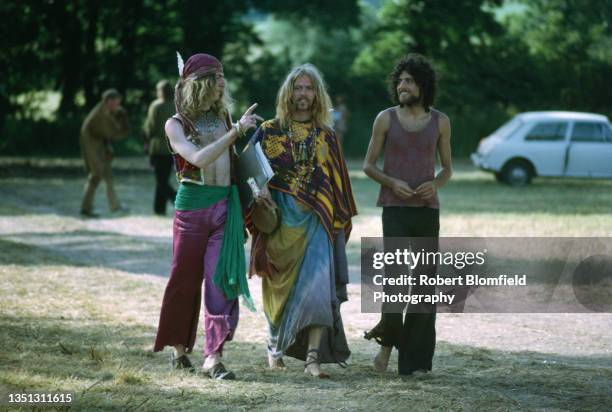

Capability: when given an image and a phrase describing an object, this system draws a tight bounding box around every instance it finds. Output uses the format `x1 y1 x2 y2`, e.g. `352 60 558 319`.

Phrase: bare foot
374 346 392 372
268 354 286 369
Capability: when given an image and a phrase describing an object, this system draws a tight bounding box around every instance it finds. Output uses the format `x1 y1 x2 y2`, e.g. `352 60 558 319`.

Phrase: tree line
2 0 610 157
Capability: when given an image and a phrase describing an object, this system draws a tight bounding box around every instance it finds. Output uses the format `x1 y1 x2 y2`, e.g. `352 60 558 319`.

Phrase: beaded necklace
287 121 319 189
188 111 221 148
194 110 221 134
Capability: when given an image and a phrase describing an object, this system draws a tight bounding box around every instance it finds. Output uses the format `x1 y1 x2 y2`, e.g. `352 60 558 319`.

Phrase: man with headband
154 53 263 380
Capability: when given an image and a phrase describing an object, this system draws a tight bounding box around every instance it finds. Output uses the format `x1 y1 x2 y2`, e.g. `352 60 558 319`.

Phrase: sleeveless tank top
376 108 440 209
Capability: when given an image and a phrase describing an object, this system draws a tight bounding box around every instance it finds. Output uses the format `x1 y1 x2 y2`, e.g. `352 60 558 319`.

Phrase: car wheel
494 172 504 183
501 160 533 186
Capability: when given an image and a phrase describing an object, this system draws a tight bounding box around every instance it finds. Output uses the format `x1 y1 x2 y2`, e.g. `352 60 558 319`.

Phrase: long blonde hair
276 63 333 130
180 74 232 122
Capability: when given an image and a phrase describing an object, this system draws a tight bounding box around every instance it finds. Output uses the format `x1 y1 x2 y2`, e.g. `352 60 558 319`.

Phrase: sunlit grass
1 254 610 410
0 157 611 410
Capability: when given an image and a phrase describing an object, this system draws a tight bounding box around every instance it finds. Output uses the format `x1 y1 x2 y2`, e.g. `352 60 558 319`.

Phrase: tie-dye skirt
263 191 350 363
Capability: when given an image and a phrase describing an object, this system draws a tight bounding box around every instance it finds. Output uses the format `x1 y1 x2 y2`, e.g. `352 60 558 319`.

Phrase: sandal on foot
304 349 330 379
364 321 387 345
171 353 195 373
203 362 235 380
268 353 286 369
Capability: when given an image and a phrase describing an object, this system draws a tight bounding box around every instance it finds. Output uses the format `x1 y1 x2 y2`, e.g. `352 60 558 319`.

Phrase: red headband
182 53 222 79
174 53 224 135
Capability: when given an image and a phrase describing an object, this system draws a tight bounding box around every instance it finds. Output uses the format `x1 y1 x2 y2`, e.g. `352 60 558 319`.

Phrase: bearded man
363 53 453 376
246 63 357 378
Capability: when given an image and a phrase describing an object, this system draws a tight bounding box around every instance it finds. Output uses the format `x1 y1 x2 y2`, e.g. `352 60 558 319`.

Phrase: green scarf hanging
175 183 256 312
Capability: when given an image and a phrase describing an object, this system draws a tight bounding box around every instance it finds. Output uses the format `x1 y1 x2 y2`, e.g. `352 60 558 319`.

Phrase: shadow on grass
0 157 151 178
1 314 611 410
0 233 171 277
0 173 163 219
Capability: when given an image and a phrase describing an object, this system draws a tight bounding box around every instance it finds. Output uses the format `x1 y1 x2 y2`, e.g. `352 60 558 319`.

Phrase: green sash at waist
175 183 229 210
175 183 255 312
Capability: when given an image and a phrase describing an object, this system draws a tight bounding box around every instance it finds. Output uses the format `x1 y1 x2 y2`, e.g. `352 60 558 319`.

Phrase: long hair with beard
275 63 333 131
180 73 233 128
388 53 436 111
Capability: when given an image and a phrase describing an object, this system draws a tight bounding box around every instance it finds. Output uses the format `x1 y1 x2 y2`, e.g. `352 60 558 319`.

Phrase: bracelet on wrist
234 122 245 138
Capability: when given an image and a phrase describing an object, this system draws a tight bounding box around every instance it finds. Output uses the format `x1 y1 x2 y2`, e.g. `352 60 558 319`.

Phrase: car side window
524 122 567 141
605 124 612 143
571 122 605 143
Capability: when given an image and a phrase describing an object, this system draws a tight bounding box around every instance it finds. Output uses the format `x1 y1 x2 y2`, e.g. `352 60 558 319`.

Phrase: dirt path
1 166 610 365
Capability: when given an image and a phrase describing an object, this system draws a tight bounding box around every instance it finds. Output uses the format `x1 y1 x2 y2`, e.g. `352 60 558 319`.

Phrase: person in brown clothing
143 80 177 215
79 89 130 217
363 54 452 376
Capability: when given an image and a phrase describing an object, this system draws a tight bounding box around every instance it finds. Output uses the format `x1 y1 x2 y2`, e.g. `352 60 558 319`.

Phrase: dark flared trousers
376 206 439 375
150 155 177 215
154 199 239 356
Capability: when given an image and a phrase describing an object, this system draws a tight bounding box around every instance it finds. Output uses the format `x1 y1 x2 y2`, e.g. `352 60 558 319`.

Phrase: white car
471 111 612 186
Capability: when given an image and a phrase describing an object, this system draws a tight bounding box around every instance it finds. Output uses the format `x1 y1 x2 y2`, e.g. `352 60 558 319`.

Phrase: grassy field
1 157 611 411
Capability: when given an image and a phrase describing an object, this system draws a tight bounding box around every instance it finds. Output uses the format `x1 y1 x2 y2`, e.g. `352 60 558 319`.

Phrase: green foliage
1 113 146 157
349 0 612 156
504 0 612 111
1 117 82 156
2 0 611 158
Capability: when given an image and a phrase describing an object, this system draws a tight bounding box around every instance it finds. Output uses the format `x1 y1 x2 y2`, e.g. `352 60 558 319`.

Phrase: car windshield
491 117 523 139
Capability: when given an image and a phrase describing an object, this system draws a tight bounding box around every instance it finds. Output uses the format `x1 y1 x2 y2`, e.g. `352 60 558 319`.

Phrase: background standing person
79 89 130 217
143 80 177 215
332 95 349 144
363 53 452 376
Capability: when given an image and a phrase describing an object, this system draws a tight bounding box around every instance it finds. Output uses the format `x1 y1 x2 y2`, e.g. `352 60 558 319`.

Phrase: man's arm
82 106 105 140
434 113 453 187
363 110 416 199
109 107 130 140
165 117 240 169
142 102 157 142
165 103 262 169
415 113 453 199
